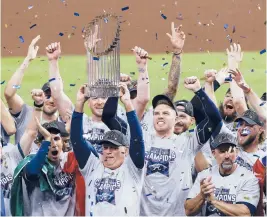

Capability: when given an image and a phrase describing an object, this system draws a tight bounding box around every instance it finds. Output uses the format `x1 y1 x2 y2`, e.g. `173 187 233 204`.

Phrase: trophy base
87 86 120 98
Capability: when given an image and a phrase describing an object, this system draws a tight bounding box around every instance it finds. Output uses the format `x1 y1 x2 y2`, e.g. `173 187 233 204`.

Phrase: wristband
34 101 44 108
173 50 183 56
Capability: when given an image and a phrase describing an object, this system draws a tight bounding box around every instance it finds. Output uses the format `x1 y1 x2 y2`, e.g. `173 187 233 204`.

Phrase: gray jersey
140 129 203 216
1 145 24 216
26 152 76 216
187 165 260 216
82 114 110 154
80 153 144 216
12 104 33 145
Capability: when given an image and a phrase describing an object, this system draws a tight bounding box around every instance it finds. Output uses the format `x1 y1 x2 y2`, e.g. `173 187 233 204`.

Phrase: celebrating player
185 132 260 216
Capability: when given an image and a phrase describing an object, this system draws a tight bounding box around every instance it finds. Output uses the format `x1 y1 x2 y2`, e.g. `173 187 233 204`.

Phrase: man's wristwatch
34 101 44 108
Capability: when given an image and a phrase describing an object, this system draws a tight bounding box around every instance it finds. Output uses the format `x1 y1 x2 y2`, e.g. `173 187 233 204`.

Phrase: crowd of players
0 22 266 216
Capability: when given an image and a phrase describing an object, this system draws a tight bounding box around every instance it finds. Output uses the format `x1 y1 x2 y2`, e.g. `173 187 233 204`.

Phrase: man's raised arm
45 42 73 122
164 22 185 101
4 35 40 114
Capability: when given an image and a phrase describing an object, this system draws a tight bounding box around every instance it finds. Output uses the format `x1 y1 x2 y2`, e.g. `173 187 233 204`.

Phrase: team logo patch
95 178 121 205
146 147 176 177
52 172 75 201
83 128 105 154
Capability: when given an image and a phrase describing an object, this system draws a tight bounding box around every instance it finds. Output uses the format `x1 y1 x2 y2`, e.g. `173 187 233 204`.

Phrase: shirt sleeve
79 152 100 179
13 104 33 144
6 144 24 165
236 175 260 212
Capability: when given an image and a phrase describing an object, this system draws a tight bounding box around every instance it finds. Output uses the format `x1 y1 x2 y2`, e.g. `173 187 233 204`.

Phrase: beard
174 123 189 135
43 106 57 116
239 133 257 148
219 102 237 123
221 159 234 170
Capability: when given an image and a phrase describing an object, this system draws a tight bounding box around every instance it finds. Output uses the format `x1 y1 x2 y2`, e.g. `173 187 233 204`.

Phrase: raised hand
84 25 101 51
35 117 51 141
77 84 89 103
166 22 186 54
46 42 61 61
120 73 132 85
226 43 243 70
229 69 250 93
132 46 149 70
31 89 45 105
204 69 217 84
215 67 231 85
27 35 40 61
184 76 201 92
119 82 131 105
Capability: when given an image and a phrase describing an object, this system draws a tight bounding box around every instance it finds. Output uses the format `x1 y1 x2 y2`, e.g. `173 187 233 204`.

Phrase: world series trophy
84 13 121 98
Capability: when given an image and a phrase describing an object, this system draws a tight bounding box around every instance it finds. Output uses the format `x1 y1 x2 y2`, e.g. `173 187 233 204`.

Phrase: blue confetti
189 129 194 133
0 80 5 85
12 85 21 89
28 5 33 10
162 62 168 67
81 27 85 33
182 188 189 191
225 77 232 82
74 12 80 16
251 69 254 72
146 193 152 197
260 49 266 55
104 18 108 23
19 36 24 43
224 24 229 29
90 212 93 216
93 57 99 61
49 78 56 82
161 14 167 20
30 24 37 29
121 6 129 11
72 26 77 29
70 84 76 86
260 101 266 106
59 32 64 36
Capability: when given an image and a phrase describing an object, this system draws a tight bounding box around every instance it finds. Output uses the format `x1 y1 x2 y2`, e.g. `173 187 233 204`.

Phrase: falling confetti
201 62 205 65
28 5 33 10
232 26 236 33
146 193 152 196
93 57 99 60
260 49 266 55
121 6 129 11
162 62 168 67
130 72 135 75
177 13 183 20
70 84 76 86
19 36 24 43
225 77 232 82
12 85 21 89
59 32 64 36
251 69 254 72
74 12 80 16
161 13 167 19
224 24 229 29
72 26 77 29
30 24 37 29
0 80 5 85
260 102 266 106
49 78 56 82
104 18 108 23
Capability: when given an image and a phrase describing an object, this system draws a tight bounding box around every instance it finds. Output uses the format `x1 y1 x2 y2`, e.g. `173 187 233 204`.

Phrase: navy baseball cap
235 109 264 126
152 94 177 115
99 130 129 147
211 133 237 149
174 100 194 117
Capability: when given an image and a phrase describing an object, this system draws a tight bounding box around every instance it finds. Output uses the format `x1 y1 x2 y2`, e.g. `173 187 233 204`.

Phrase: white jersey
187 165 260 216
80 153 144 216
140 129 204 216
236 147 266 171
82 114 110 154
26 152 76 216
1 145 24 216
